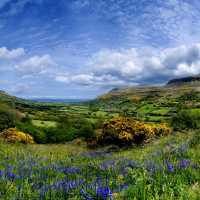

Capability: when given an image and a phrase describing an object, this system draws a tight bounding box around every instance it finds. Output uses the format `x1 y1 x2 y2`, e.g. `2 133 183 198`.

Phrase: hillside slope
96 76 200 123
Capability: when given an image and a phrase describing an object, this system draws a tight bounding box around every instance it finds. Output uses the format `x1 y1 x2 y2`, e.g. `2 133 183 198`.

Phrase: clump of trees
96 117 171 146
16 115 95 144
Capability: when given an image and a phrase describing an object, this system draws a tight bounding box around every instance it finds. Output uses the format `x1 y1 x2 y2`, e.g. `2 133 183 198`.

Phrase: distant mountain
167 76 200 86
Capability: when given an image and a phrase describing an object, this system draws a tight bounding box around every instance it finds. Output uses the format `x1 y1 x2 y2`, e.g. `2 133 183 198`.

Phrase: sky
1 0 200 99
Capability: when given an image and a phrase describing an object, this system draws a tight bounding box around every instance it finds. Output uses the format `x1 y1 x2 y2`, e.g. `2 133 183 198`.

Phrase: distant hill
97 76 200 104
167 76 200 86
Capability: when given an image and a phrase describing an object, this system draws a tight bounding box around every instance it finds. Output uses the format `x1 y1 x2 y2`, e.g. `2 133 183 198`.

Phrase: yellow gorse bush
0 128 35 144
98 117 171 146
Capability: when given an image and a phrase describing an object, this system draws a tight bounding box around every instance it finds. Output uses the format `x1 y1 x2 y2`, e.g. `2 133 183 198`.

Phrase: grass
151 107 170 115
0 130 199 199
32 120 57 128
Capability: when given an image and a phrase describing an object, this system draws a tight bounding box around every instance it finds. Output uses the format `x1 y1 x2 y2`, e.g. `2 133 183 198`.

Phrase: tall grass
0 131 199 199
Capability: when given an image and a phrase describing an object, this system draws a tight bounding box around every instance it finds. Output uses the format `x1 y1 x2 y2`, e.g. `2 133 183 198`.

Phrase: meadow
0 130 200 199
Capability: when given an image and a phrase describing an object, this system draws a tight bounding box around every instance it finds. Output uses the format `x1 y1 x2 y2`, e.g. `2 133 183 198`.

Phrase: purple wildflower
165 160 174 173
0 170 3 177
7 172 16 181
178 159 190 169
96 186 113 200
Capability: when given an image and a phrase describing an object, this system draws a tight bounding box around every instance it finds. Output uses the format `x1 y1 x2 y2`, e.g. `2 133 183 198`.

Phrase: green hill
95 77 200 123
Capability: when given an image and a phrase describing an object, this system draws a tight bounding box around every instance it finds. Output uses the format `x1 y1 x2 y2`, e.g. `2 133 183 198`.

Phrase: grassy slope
96 84 200 122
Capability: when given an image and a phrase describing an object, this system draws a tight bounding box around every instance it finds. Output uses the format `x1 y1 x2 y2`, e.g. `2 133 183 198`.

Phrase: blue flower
178 159 190 169
97 186 113 200
165 160 174 173
62 167 81 174
0 170 3 177
7 172 16 181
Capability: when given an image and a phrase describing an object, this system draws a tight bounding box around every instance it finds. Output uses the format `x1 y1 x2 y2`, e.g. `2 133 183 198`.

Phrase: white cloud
55 73 133 87
55 43 200 87
15 54 55 76
0 47 25 60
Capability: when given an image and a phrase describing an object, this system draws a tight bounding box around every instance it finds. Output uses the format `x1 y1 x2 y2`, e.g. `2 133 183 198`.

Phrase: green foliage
88 102 99 112
16 115 95 143
21 114 31 123
71 118 95 139
43 127 70 143
179 90 200 101
171 110 200 130
16 122 47 144
189 130 200 147
0 104 15 131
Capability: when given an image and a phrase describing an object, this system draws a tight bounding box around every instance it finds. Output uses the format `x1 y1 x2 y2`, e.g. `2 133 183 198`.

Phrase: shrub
97 117 171 146
0 105 15 131
152 123 172 137
171 110 200 130
79 122 94 139
44 126 77 143
0 128 35 144
72 119 95 139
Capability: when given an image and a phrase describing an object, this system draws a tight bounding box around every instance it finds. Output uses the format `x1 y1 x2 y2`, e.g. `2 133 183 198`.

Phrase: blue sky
1 0 200 98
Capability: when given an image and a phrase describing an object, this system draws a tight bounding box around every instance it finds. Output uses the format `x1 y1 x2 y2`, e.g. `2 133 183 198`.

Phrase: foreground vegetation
0 130 199 199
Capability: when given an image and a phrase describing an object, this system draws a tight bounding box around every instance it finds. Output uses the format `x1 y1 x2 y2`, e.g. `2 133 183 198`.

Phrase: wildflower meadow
0 131 199 200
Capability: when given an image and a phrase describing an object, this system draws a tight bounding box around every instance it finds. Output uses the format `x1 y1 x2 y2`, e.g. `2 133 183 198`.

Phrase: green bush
171 110 200 130
72 118 95 139
0 105 15 131
43 127 67 143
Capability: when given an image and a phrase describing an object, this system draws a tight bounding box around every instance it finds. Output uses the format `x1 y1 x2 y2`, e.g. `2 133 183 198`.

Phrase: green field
32 120 57 128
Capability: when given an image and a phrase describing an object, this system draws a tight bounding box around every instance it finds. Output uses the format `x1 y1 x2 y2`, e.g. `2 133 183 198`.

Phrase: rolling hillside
96 76 200 123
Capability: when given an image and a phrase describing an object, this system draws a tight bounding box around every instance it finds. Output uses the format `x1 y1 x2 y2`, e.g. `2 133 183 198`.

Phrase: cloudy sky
1 0 200 98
